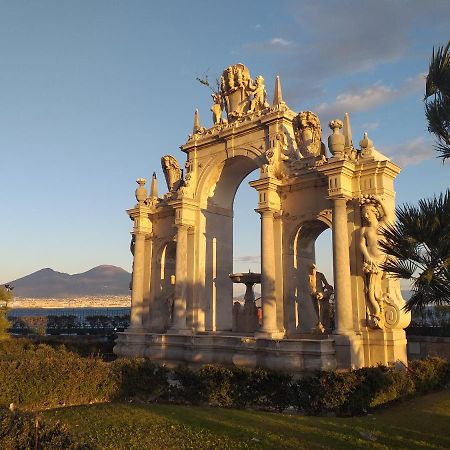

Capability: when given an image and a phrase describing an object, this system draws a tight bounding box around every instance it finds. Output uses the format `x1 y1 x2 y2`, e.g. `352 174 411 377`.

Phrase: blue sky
0 0 449 284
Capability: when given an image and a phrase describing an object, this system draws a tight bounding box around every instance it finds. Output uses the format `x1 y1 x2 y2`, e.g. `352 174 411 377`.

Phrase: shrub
293 370 359 415
170 366 203 404
0 338 448 416
197 365 235 407
0 408 95 449
111 358 169 400
409 357 450 393
245 368 292 411
0 339 117 409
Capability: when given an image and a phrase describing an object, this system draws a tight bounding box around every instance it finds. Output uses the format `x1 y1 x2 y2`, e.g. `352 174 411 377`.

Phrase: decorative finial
272 75 284 106
150 172 158 199
135 178 147 205
328 120 345 159
359 132 374 157
193 109 202 134
343 113 353 149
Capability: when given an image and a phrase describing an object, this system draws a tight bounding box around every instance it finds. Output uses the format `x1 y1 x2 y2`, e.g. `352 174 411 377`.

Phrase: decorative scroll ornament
161 155 182 192
292 111 326 157
358 195 389 329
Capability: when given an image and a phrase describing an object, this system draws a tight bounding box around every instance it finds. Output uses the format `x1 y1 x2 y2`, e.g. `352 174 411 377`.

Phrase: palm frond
425 40 450 99
381 190 450 311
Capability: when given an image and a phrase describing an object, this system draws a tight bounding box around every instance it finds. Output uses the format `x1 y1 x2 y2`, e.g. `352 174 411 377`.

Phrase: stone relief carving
161 155 182 192
292 111 326 157
359 195 389 328
220 64 269 121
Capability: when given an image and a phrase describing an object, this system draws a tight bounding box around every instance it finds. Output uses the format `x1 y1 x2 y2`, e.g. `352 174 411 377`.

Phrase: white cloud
315 83 393 118
250 24 262 30
314 73 425 120
385 137 434 166
361 121 380 131
269 37 292 48
240 2 449 102
244 37 295 52
234 255 260 263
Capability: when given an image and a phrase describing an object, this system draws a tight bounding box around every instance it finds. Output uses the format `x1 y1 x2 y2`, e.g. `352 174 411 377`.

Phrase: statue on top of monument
248 75 269 113
211 92 224 125
293 111 326 158
161 155 182 192
359 195 388 328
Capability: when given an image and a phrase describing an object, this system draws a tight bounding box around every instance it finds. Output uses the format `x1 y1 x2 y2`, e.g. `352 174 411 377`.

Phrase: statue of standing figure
248 75 269 112
211 93 224 125
308 264 334 333
359 196 387 328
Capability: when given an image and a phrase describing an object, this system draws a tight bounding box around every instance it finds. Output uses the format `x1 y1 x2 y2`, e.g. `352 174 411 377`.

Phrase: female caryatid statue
359 195 388 328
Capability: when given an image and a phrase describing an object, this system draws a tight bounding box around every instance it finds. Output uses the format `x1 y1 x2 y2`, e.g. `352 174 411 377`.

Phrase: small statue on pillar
308 264 334 333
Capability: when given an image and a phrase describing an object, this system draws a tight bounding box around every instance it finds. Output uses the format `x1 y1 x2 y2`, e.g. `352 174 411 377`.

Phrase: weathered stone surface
115 64 410 371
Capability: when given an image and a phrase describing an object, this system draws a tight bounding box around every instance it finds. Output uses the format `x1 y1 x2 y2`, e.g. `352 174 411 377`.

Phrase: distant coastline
11 295 131 309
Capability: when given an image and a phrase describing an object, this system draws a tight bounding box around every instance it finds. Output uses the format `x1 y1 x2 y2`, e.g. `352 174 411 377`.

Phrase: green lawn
43 390 450 450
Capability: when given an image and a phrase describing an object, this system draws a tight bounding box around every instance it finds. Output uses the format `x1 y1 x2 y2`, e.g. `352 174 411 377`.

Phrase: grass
43 389 450 450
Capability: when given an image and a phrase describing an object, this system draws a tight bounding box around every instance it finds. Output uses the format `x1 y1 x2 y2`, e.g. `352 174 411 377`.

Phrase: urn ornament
135 178 148 204
328 120 345 158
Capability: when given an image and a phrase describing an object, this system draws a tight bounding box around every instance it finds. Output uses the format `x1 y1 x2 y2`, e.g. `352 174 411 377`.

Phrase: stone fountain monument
114 64 410 371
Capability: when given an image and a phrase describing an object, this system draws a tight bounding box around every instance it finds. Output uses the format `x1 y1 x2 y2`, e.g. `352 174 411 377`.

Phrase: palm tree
380 190 450 311
425 40 450 161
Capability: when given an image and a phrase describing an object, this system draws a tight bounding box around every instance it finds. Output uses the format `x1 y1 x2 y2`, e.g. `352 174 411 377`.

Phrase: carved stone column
131 232 146 328
170 223 190 333
257 209 284 338
332 197 353 334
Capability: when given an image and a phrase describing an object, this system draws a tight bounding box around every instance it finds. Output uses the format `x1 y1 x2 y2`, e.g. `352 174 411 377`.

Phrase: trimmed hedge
0 408 95 449
0 339 448 416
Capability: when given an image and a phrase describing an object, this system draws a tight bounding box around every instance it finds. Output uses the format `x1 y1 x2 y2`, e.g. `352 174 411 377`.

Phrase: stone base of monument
114 331 337 372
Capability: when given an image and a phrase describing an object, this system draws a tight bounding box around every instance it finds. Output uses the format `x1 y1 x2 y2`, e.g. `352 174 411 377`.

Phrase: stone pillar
170 224 190 333
332 197 353 334
131 232 146 328
257 210 283 338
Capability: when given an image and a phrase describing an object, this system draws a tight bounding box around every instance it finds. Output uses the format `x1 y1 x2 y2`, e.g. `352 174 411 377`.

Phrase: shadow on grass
44 390 450 450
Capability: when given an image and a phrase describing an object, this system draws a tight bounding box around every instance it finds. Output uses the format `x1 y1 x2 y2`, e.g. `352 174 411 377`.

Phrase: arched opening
232 170 261 297
201 154 261 332
290 220 333 334
151 240 176 331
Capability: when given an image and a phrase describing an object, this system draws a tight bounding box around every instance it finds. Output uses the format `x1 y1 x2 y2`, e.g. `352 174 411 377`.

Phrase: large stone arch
195 146 266 209
195 149 264 332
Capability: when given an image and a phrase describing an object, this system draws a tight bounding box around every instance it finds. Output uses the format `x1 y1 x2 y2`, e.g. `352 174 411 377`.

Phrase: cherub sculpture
161 155 182 192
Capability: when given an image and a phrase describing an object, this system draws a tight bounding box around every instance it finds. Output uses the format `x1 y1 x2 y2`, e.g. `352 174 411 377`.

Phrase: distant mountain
8 265 131 298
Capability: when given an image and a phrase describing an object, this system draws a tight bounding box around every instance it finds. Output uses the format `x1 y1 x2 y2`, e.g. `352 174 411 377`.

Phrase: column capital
255 207 277 217
328 195 351 204
248 177 282 192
